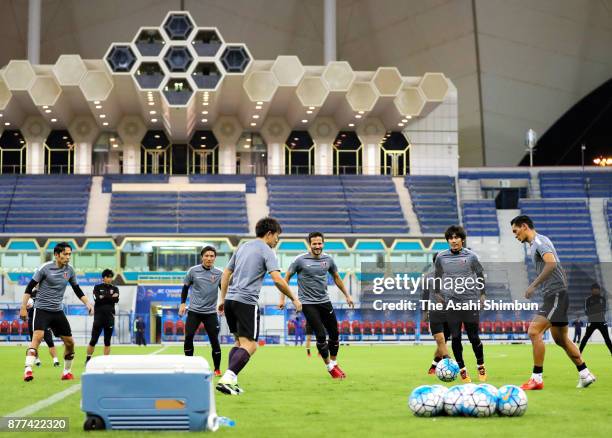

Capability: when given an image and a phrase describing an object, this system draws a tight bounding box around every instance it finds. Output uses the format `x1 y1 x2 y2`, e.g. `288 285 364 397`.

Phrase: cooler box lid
84 355 210 374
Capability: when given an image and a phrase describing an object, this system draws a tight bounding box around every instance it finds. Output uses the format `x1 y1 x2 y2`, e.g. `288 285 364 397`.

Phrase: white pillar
28 0 41 64
261 117 291 175
22 116 51 174
357 118 385 175
26 141 45 174
213 116 242 175
122 143 141 174
309 117 338 175
324 0 337 64
314 142 333 175
74 142 92 174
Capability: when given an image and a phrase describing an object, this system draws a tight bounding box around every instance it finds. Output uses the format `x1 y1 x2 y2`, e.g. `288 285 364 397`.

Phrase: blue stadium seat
539 171 612 198
462 200 499 236
405 175 459 234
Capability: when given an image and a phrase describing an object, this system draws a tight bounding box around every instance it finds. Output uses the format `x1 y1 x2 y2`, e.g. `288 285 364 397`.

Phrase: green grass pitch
1 344 610 437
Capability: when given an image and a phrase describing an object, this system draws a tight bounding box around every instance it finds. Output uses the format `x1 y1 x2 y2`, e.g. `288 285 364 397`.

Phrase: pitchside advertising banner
359 262 607 322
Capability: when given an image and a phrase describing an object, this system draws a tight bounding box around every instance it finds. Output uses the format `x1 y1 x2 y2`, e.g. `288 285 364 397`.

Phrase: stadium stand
102 174 169 193
539 170 612 198
458 170 531 180
267 175 408 234
405 175 459 234
107 191 248 234
2 175 91 234
188 174 256 193
461 200 499 236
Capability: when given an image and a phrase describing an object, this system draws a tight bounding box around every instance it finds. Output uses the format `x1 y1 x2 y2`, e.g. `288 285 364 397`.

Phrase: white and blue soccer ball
443 385 464 416
497 385 528 417
430 385 448 415
459 384 478 416
408 385 441 417
463 386 497 417
478 383 499 401
435 358 460 382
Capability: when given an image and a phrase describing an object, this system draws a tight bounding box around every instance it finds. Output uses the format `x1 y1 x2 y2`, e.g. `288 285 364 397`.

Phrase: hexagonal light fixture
419 73 450 102
220 45 251 73
134 28 166 57
271 56 304 87
163 13 195 41
105 45 137 73
162 77 194 106
133 62 166 90
372 67 403 97
190 62 223 90
53 55 87 86
322 61 355 92
191 29 224 57
2 60 36 91
29 76 62 107
163 46 194 73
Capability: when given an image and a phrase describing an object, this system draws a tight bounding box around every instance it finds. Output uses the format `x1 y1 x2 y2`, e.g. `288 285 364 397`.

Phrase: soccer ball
478 383 499 401
435 358 460 382
497 385 528 417
443 385 464 416
463 386 496 417
459 383 479 416
430 385 448 415
408 385 441 417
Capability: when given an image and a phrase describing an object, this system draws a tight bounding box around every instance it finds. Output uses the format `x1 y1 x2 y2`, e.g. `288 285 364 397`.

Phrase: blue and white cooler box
81 355 220 431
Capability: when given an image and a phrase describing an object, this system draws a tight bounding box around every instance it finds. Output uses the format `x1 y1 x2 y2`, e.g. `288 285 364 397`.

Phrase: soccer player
279 232 354 378
180 246 223 377
572 318 583 343
134 316 147 346
421 253 451 375
435 225 487 383
216 217 302 395
26 285 60 367
510 215 596 389
86 269 119 363
579 283 612 355
19 242 94 381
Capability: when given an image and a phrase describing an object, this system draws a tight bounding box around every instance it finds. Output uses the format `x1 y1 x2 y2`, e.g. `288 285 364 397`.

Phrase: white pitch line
6 346 169 418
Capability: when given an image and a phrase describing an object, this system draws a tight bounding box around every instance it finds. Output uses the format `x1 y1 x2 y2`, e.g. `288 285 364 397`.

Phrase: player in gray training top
19 242 94 382
180 245 224 376
511 215 596 390
421 253 451 376
434 225 487 383
279 231 354 379
216 217 302 396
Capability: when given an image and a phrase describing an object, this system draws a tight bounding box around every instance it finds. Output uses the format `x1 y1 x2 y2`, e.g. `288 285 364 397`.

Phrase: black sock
212 350 221 371
228 348 250 375
533 365 543 374
329 339 339 357
471 341 484 365
577 362 587 372
306 348 310 354
434 356 442 363
316 341 329 359
451 337 464 369
442 354 450 359
184 348 194 356
85 355 92 363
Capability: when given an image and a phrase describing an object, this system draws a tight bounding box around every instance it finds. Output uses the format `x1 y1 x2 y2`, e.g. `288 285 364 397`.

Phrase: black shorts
429 311 449 338
447 309 480 325
538 290 569 326
27 307 55 347
32 308 72 337
90 312 115 347
301 302 339 339
224 300 259 341
305 322 313 336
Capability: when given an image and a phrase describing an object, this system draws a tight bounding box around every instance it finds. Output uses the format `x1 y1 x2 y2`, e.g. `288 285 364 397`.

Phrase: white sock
35 358 41 365
53 357 59 364
330 360 337 367
326 362 335 371
223 370 237 382
579 368 590 379
531 373 543 383
64 359 73 374
25 355 35 368
431 359 438 366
